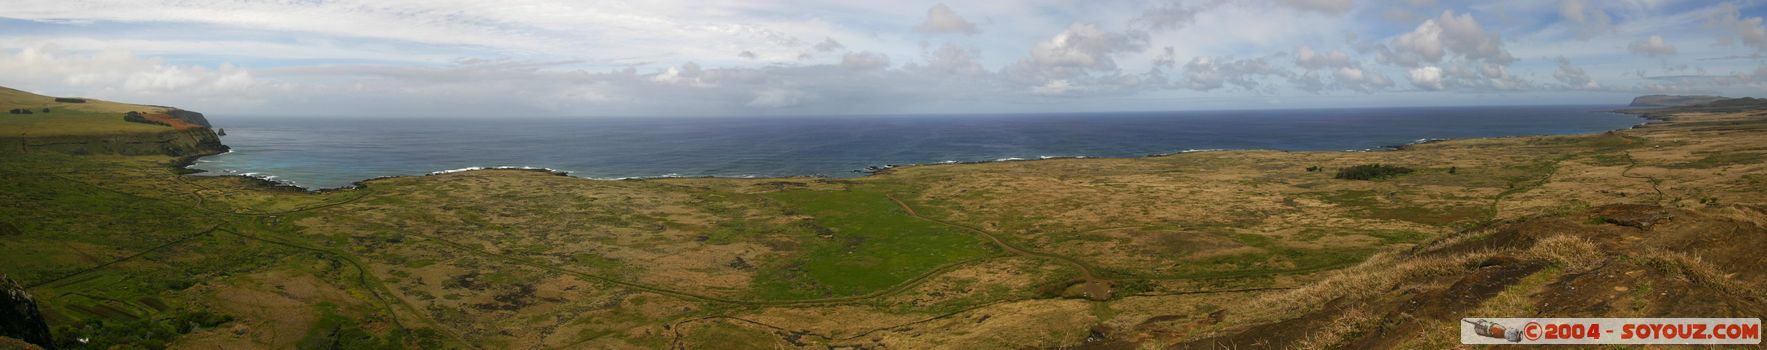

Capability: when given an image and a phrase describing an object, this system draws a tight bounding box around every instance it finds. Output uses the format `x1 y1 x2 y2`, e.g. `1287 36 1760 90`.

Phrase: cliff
0 86 226 157
1628 94 1727 107
0 276 52 350
8 128 226 156
153 107 213 128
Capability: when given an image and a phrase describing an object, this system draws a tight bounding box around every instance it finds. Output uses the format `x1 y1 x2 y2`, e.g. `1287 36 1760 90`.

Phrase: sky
3 0 1767 117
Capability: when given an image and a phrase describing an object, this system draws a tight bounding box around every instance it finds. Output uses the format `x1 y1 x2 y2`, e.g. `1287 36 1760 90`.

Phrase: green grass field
753 189 995 299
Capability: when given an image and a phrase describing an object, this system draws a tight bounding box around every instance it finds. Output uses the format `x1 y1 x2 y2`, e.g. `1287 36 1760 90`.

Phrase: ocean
188 105 1643 189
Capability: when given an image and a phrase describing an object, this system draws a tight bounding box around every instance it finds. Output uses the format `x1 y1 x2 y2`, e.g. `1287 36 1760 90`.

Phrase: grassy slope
0 87 174 137
3 85 1764 349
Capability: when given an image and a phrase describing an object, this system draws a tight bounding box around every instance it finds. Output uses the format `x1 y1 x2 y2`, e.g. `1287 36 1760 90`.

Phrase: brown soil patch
142 113 203 130
177 272 359 349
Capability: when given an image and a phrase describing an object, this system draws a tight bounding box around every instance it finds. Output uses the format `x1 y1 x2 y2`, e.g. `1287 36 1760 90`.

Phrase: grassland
0 87 182 137
3 88 1766 349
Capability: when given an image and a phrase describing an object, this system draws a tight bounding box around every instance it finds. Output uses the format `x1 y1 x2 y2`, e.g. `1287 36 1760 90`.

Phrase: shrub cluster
52 310 232 350
1334 164 1414 180
122 111 170 126
7 108 34 115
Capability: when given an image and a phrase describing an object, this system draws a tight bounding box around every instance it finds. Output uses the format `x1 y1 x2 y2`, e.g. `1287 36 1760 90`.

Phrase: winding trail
1619 151 1667 204
25 225 221 290
213 227 411 333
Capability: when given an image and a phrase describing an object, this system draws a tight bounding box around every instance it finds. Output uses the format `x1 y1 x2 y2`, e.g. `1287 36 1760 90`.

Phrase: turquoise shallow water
188 105 1642 189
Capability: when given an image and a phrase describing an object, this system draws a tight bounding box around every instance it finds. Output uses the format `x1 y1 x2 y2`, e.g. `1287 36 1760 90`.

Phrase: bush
123 111 169 127
1334 164 1414 180
52 310 232 350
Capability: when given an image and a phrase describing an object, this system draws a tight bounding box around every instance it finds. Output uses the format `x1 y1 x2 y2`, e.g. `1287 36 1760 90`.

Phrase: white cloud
1027 23 1145 70
1559 0 1612 39
1386 16 1446 65
650 62 710 86
1333 66 1394 92
0 0 876 70
840 52 891 71
1436 62 1532 91
1296 46 1353 69
1407 66 1444 90
0 45 262 106
1278 0 1356 15
1136 1 1217 30
1181 56 1290 91
1381 10 1514 67
1632 65 1767 94
0 0 1742 114
1553 57 1599 89
914 4 979 35
908 43 986 76
813 37 846 52
747 88 810 108
1710 4 1767 52
1031 79 1074 96
1627 35 1677 56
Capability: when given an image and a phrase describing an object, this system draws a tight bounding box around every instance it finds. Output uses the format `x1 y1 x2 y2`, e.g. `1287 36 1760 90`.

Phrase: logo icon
1465 319 1524 343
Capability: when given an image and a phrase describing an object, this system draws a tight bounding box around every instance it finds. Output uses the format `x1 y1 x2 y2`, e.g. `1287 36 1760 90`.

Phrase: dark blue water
189 105 1642 189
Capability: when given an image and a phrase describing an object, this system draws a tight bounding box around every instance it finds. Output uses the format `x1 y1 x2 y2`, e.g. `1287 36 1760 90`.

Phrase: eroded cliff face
0 275 52 350
162 109 212 128
6 128 226 157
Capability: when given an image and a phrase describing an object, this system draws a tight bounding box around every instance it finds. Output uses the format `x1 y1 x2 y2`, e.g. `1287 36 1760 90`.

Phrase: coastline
17 88 1764 349
174 111 1652 192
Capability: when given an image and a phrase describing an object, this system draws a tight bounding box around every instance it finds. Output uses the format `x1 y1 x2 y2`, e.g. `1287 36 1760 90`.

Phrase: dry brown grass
1226 250 1496 328
1522 235 1605 273
1288 306 1376 349
1637 250 1751 296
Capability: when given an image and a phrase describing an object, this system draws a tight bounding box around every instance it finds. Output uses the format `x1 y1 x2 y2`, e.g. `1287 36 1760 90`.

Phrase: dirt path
26 225 221 290
885 195 1111 300
1619 151 1667 204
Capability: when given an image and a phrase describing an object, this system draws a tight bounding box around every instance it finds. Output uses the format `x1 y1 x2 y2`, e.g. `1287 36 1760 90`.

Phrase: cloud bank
1 0 1764 116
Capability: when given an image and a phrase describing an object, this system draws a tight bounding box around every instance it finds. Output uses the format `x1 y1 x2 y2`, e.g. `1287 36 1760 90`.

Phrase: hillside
0 92 1763 349
1628 94 1729 107
0 87 223 156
